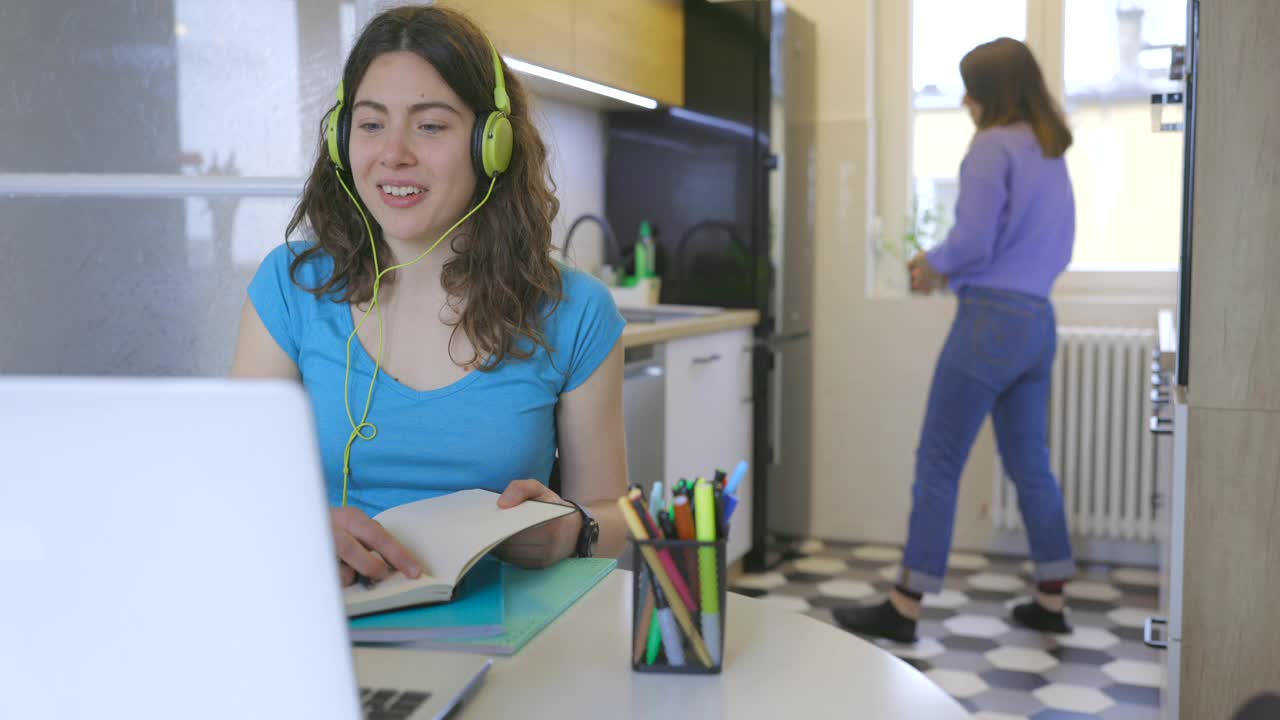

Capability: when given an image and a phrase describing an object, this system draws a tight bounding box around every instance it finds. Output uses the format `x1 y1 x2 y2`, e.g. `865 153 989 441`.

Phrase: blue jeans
900 287 1075 594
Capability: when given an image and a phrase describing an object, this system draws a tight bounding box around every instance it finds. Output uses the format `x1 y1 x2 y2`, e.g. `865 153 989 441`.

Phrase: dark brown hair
286 5 561 369
960 37 1073 157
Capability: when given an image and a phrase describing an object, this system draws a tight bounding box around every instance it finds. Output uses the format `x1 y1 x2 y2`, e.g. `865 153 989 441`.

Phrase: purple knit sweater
926 123 1075 298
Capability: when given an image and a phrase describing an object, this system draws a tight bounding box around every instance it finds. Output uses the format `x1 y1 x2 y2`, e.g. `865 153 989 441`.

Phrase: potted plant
904 192 950 259
901 192 951 292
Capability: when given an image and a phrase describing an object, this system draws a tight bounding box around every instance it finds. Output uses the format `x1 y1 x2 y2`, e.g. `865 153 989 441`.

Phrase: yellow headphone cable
334 172 499 506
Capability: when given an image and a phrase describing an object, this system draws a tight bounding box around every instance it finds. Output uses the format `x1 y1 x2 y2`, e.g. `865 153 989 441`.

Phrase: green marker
645 606 662 665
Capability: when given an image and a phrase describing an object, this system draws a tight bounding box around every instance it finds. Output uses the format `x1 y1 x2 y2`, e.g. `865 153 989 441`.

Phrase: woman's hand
331 506 422 587
493 479 583 569
908 250 946 294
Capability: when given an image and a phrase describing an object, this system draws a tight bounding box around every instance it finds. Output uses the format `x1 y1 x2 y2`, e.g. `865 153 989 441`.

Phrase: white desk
459 571 969 719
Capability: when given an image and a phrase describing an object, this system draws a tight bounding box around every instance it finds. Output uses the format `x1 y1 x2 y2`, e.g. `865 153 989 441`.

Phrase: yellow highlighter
693 478 722 665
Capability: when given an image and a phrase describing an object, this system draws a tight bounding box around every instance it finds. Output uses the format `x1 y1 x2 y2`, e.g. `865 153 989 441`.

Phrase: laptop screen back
0 378 360 720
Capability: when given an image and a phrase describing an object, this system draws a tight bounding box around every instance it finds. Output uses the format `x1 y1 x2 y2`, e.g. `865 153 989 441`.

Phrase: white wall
779 0 1177 554
528 93 608 276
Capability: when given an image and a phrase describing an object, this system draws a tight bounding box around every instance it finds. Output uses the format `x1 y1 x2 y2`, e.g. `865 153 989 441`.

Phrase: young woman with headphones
231 5 627 586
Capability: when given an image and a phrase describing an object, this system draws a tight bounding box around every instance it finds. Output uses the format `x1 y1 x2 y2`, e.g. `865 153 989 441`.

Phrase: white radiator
992 326 1160 541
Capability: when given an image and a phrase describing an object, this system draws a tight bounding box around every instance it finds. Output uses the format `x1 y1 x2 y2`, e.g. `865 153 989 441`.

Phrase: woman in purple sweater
835 38 1076 643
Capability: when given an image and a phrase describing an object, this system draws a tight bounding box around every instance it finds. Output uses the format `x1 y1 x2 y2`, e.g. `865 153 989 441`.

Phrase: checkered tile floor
730 538 1166 719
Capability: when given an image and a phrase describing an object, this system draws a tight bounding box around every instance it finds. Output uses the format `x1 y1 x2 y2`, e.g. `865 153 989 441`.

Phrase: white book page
343 489 574 612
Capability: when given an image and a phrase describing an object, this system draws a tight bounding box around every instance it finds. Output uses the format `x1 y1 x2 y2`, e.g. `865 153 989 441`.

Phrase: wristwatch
565 499 600 558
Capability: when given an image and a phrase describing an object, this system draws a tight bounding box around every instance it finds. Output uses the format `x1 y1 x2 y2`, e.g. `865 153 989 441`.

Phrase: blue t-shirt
247 242 625 517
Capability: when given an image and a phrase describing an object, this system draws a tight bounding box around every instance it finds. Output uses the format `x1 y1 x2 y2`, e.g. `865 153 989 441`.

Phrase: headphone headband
327 35 513 179
489 41 510 117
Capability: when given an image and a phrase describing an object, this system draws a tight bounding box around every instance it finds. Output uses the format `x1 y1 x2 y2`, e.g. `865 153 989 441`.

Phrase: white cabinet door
664 328 754 564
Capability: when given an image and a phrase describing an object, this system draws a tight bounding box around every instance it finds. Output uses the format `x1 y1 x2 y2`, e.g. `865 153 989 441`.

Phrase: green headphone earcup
327 106 351 171
326 80 349 171
472 111 513 178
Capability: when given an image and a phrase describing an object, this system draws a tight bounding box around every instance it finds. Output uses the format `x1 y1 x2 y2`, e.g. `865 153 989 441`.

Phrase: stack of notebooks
343 489 616 654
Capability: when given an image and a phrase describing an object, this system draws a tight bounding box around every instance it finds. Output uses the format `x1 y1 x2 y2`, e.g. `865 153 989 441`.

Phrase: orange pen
671 494 700 598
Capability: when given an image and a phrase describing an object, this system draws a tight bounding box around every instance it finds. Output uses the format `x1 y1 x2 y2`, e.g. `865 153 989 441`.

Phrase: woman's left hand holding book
331 506 424 588
492 479 584 570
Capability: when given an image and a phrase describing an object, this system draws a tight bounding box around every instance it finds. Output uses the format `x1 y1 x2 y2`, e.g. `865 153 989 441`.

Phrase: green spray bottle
634 220 656 280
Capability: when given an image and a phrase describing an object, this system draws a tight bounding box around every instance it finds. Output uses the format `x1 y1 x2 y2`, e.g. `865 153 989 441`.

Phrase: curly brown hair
285 5 562 369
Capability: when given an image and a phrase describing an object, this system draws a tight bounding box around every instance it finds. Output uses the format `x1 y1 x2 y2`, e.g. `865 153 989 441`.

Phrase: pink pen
630 495 699 612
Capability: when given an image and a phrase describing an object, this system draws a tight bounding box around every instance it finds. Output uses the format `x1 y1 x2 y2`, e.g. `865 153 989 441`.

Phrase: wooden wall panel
442 0 575 74
1186 0 1280 412
1180 407 1280 718
573 0 684 106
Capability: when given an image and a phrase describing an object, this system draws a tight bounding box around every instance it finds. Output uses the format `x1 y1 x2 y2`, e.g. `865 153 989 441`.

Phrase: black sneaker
832 599 918 643
1011 600 1072 634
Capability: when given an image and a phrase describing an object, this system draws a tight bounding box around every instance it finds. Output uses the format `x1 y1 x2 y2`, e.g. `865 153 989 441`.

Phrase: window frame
880 0 1181 293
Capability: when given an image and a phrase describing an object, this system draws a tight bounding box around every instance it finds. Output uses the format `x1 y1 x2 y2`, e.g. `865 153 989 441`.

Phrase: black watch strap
565 499 599 558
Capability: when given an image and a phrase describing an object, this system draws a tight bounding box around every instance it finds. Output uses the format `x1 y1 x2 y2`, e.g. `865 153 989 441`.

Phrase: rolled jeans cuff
1033 558 1076 583
897 567 946 595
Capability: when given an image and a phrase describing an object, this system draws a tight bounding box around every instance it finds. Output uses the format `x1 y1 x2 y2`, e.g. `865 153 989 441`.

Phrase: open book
397 558 618 655
351 558 618 655
343 488 575 617
348 556 505 642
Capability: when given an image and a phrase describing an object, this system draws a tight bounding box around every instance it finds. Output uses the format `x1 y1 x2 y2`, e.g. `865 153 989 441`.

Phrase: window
0 1 353 375
1063 0 1185 269
911 0 1025 256
898 0 1185 282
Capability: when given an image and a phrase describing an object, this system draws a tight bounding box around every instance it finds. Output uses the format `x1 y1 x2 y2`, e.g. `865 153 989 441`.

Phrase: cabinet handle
691 353 723 365
1143 616 1169 649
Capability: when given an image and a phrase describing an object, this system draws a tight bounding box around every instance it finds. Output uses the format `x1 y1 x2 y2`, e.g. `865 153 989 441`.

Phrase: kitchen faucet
561 213 620 268
674 219 746 298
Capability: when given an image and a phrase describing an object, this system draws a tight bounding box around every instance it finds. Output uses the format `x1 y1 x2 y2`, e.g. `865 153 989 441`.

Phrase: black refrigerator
604 1 817 571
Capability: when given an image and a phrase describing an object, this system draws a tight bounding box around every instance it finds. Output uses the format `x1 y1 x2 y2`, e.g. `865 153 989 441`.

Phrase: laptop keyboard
360 687 431 720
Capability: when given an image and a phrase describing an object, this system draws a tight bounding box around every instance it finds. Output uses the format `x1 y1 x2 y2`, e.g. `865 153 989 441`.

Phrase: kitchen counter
620 308 759 348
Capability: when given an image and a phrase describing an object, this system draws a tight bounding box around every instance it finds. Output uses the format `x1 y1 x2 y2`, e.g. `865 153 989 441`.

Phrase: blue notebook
347 557 504 642
369 557 616 655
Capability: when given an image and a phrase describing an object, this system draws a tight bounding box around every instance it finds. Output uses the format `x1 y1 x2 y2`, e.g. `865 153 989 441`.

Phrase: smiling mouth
378 184 425 197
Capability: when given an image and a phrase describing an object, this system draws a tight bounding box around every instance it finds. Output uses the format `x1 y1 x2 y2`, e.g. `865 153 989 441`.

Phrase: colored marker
658 510 678 539
726 460 749 495
628 493 698 612
651 575 685 666
713 484 727 537
635 492 681 666
693 479 722 665
723 460 749 522
649 481 665 519
671 494 700 598
644 605 662 665
721 494 739 524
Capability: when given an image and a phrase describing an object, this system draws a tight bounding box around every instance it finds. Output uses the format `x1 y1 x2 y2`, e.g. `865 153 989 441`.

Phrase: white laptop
0 377 492 720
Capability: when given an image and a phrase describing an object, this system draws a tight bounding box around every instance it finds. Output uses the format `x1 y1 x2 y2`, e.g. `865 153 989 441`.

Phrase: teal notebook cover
390 557 616 655
348 557 504 642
